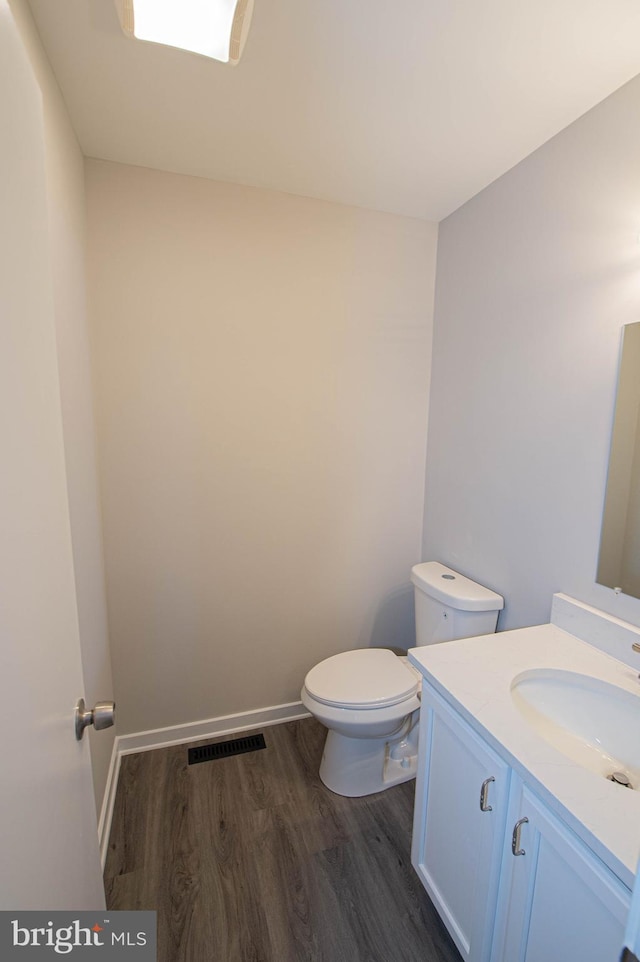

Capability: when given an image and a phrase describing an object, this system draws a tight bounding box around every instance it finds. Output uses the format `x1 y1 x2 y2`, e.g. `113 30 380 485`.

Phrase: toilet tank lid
411 562 504 612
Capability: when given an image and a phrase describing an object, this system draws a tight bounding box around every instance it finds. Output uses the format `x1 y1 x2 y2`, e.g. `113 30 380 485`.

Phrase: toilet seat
304 648 418 710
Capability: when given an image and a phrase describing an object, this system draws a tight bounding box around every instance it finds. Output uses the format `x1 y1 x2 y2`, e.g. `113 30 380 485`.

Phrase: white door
0 1 105 909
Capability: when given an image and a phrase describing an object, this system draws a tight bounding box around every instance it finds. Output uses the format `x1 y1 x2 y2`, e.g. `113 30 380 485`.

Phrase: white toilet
301 561 504 797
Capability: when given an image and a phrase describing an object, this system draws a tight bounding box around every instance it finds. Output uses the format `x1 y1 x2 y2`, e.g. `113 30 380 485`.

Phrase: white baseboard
97 700 310 868
98 738 121 870
116 700 311 756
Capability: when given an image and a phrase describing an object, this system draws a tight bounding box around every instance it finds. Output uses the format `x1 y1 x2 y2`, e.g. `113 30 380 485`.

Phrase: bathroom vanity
408 594 640 962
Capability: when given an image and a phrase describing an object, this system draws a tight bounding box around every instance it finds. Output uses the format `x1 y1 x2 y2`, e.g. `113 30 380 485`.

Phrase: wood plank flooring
105 718 462 962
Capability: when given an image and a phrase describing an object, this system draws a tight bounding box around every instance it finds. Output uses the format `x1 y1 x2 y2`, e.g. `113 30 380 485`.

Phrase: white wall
86 160 437 735
423 71 640 631
10 0 114 813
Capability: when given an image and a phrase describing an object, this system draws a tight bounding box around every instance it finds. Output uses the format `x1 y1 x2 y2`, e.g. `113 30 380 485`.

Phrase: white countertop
408 622 640 888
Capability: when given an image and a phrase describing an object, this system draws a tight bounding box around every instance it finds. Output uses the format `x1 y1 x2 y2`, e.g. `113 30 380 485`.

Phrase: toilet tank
411 561 504 646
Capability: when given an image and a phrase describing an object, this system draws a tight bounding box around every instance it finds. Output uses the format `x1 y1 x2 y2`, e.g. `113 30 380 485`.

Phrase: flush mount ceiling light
114 0 254 65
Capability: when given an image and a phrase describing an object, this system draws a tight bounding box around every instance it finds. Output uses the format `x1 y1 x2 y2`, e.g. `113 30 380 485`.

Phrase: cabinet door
624 850 640 958
412 685 510 962
491 782 630 962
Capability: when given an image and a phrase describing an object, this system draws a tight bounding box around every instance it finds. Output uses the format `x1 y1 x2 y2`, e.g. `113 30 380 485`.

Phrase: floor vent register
188 733 267 765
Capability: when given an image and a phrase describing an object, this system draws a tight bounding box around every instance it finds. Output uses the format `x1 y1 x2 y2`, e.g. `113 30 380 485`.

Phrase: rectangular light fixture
114 0 254 65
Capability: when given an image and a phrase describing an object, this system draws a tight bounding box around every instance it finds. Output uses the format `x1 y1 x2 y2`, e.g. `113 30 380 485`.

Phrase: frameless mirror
597 322 640 599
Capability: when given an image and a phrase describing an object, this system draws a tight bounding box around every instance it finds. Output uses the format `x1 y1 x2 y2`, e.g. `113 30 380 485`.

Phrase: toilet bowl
302 562 504 797
301 648 421 796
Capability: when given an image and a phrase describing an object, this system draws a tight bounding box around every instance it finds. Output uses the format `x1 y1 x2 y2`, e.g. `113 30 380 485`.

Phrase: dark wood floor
105 718 462 962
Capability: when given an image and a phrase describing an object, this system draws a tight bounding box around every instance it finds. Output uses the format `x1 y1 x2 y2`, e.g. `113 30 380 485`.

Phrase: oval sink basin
510 669 640 785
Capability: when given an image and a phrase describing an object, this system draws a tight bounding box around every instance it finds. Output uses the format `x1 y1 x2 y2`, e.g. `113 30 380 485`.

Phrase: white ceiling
26 0 640 221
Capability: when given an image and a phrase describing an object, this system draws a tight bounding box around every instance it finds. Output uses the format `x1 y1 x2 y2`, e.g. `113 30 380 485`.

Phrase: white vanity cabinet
412 682 631 962
491 781 630 962
411 685 510 962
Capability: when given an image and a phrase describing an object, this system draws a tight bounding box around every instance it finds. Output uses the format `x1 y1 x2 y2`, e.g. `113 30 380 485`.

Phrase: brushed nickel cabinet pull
479 776 495 812
511 816 529 856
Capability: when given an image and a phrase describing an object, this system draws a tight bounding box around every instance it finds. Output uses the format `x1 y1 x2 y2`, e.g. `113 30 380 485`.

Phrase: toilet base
318 728 418 797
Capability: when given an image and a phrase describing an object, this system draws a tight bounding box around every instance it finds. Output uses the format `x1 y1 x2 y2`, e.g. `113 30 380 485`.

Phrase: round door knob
92 701 116 730
75 698 116 740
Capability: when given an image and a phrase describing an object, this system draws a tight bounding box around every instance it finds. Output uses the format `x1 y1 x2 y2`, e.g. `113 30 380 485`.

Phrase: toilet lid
304 648 419 709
